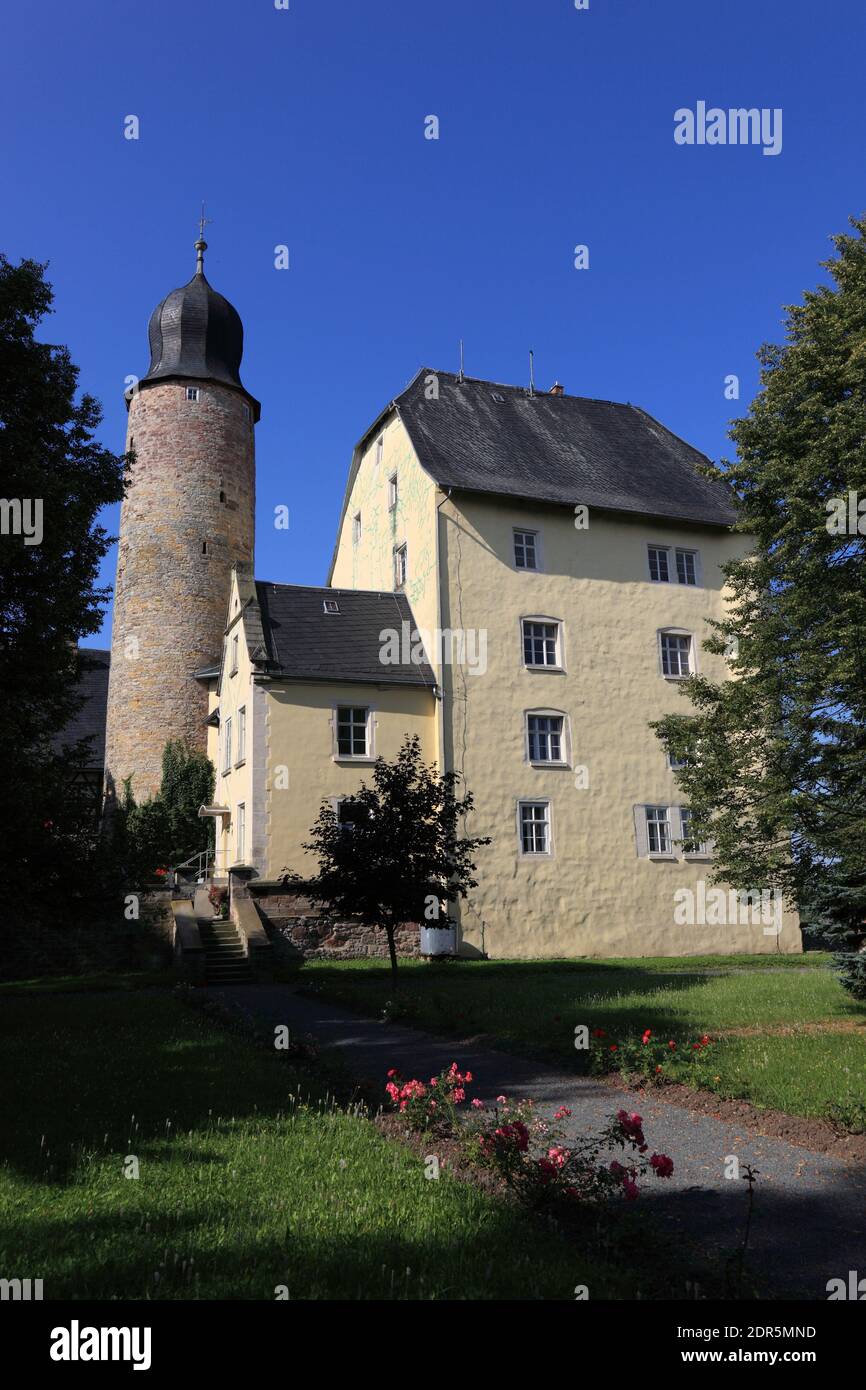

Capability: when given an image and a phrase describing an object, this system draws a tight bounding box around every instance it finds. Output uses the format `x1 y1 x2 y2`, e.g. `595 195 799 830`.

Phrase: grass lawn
0 991 631 1300
299 954 866 1122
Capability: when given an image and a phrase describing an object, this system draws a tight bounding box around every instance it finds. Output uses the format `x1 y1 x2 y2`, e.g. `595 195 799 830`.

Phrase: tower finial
195 201 212 274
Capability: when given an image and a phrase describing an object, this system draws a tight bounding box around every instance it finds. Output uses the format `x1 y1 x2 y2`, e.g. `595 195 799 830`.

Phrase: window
519 800 551 855
222 716 232 774
375 436 384 467
522 619 560 668
323 598 340 614
236 802 245 861
352 512 362 546
679 808 712 857
527 713 564 763
388 473 398 511
230 633 239 675
645 806 671 855
514 529 539 570
667 751 688 771
186 387 200 402
336 706 368 757
394 543 408 589
648 545 670 583
647 544 701 585
236 706 246 764
676 549 698 586
335 797 368 830
659 630 693 678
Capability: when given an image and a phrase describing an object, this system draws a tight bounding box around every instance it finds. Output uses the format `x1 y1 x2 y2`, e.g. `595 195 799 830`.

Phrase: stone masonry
104 379 255 801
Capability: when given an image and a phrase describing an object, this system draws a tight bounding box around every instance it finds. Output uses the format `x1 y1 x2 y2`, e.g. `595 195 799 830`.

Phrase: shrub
589 1026 715 1086
383 1062 674 1211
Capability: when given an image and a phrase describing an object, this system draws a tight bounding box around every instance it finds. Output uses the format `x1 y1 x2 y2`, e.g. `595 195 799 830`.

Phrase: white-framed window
648 545 670 583
332 796 368 831
323 598 340 614
236 706 246 765
222 716 232 775
186 386 200 402
394 543 408 589
647 544 701 586
230 632 239 675
375 436 385 467
335 706 370 758
352 512 362 546
645 805 672 856
526 712 565 764
634 805 710 859
678 808 712 858
388 473 398 511
518 800 552 856
658 629 694 679
522 618 561 669
667 751 689 771
513 528 539 571
236 802 246 862
676 549 698 585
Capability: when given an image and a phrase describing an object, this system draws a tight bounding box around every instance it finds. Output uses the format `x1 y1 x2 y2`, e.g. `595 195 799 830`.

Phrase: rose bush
384 1063 673 1210
589 1026 715 1086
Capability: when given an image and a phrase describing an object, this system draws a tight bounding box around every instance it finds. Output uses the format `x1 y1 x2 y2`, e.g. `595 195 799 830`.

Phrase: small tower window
186 387 200 402
202 541 207 554
219 490 226 503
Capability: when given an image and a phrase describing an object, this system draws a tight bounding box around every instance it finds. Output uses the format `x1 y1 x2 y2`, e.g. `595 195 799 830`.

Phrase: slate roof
140 250 260 420
53 648 111 768
253 583 436 688
361 369 738 527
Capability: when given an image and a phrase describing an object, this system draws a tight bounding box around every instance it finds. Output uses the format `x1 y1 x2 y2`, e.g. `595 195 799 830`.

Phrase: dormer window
186 387 200 402
323 599 340 614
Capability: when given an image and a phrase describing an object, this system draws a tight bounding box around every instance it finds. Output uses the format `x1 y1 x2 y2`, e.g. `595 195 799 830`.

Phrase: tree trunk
386 921 399 979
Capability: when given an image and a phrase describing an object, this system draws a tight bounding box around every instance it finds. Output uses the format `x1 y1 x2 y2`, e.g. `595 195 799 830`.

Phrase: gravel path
213 982 866 1300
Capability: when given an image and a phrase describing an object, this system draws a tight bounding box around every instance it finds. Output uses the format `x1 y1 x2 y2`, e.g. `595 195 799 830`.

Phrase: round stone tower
104 236 259 803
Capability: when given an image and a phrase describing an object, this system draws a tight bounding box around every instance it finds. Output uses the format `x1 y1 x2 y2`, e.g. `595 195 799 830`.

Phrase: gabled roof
354 367 738 528
251 582 436 688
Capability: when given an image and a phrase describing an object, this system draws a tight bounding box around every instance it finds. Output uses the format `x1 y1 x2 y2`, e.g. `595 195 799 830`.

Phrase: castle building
103 237 258 802
92 244 800 957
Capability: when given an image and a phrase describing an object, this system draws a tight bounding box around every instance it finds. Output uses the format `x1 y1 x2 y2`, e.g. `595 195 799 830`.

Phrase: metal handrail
170 849 214 887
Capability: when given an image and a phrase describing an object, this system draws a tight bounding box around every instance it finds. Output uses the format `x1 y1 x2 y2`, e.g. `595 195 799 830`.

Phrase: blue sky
3 0 864 647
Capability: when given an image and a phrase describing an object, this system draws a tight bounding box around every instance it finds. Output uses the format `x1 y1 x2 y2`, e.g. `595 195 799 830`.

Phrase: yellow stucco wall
435 495 801 958
210 574 254 876
209 571 438 885
262 680 437 881
330 415 442 684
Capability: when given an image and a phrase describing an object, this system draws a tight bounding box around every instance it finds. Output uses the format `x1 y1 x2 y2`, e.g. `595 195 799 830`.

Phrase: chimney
549 381 563 396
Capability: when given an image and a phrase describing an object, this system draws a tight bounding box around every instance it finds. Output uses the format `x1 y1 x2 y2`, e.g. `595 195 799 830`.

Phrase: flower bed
384 1062 674 1211
589 1027 717 1088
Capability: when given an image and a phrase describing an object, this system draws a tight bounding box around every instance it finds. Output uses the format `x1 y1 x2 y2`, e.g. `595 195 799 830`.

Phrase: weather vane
197 202 212 243
195 202 212 272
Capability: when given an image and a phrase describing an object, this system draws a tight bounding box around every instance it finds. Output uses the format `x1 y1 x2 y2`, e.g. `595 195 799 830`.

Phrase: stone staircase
193 888 251 985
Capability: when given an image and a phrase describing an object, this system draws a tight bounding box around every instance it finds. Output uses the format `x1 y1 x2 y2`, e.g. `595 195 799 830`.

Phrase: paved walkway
213 983 866 1299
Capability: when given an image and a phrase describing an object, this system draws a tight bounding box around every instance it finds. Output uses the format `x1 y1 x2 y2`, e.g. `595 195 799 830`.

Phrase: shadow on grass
0 993 319 1183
